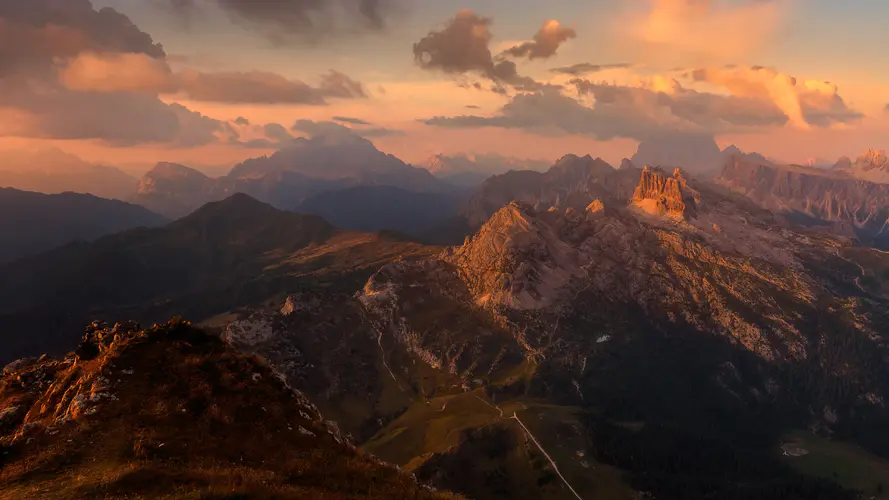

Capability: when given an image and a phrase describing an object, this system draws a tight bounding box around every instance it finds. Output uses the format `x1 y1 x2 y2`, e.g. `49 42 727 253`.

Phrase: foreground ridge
0 320 460 500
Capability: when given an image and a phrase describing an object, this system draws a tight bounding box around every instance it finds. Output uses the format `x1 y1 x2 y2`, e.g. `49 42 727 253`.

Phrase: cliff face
632 166 698 220
718 155 889 247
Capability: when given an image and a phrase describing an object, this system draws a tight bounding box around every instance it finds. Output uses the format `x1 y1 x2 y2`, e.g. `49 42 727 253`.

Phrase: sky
1 0 887 172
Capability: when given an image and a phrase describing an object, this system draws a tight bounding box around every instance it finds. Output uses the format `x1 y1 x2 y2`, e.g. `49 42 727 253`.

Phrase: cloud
689 66 863 129
0 0 235 147
501 20 576 60
885 104 889 114
263 123 295 143
333 116 372 125
412 10 545 91
624 0 784 62
60 51 178 93
465 105 481 109
550 63 632 76
292 119 404 139
167 0 401 43
60 51 368 104
234 116 250 125
422 65 861 142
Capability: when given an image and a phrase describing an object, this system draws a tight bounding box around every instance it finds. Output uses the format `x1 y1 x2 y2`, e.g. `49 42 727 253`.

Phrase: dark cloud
500 20 576 60
0 0 164 76
317 71 367 99
234 116 250 125
291 119 403 139
167 0 401 43
465 105 481 109
550 63 632 76
0 0 235 147
333 116 373 125
412 10 544 91
177 69 322 104
177 68 366 104
263 123 295 143
424 77 795 142
885 103 889 114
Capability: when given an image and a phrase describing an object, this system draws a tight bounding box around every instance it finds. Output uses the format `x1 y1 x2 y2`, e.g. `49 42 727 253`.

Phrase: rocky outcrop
443 201 582 310
631 166 698 220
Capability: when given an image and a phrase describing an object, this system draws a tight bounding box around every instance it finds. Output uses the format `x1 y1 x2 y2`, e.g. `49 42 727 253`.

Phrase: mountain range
4 146 889 497
718 149 889 249
0 148 137 201
0 188 167 264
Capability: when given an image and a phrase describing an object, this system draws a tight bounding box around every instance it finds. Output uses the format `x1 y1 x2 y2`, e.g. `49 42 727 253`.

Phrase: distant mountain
0 148 136 200
132 131 447 219
462 154 639 227
0 187 167 264
0 319 459 500
631 133 724 177
0 193 434 364
833 148 889 184
717 154 889 248
419 153 551 188
296 185 463 235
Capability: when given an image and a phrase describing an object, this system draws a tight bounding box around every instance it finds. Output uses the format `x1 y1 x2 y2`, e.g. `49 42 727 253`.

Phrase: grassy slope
782 430 889 499
364 390 636 500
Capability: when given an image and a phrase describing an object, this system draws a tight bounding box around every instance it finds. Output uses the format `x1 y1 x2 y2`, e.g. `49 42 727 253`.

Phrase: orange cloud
624 0 785 63
60 52 177 93
58 52 366 105
690 66 862 129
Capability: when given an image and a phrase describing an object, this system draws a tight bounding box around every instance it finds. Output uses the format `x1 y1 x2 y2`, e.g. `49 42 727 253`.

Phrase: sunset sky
2 0 888 172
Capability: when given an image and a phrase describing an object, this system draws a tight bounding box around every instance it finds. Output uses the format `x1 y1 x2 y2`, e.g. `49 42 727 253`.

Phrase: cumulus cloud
0 0 373 147
59 51 367 104
60 51 178 93
550 63 632 76
412 10 548 91
167 0 401 43
422 65 861 142
501 20 576 60
0 0 236 146
689 66 863 129
625 0 784 62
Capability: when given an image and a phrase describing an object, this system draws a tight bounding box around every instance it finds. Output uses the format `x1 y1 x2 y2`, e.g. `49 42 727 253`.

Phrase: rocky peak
136 162 213 195
833 156 853 170
442 201 580 310
854 148 889 172
631 166 697 220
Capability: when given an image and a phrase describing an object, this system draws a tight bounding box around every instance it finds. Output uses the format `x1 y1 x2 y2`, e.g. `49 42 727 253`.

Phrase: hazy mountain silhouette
0 187 167 264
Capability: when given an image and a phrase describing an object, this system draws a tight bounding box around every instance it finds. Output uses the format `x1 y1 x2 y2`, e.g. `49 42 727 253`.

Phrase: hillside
0 319 459 499
0 188 167 264
296 185 464 235
0 194 435 364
